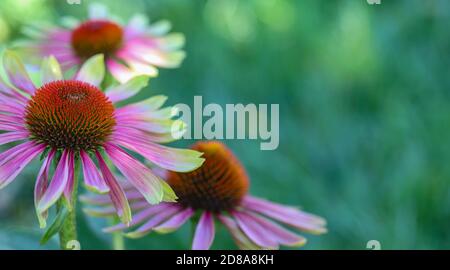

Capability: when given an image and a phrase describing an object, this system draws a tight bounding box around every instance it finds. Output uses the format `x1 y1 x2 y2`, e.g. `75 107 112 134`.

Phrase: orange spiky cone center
167 141 249 212
71 20 123 59
25 80 116 151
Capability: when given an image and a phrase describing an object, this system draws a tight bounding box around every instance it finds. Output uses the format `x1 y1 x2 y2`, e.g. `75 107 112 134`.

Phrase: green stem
111 217 125 250
58 159 80 250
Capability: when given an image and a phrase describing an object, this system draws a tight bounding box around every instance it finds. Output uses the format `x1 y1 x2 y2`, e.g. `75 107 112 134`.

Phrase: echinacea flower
0 51 203 228
82 141 327 250
20 3 185 83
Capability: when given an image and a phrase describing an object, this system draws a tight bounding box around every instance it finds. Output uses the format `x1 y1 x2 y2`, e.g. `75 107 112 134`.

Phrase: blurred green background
1 0 450 250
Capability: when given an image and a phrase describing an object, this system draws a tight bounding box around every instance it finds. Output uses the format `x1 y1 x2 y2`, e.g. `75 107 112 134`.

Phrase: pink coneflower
21 4 185 83
82 141 327 250
0 51 204 228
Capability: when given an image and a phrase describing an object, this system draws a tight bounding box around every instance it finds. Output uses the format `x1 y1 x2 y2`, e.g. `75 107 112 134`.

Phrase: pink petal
218 214 261 250
123 15 149 38
0 142 44 189
83 198 149 218
113 134 204 172
95 151 132 225
115 117 174 133
114 52 158 77
104 143 164 204
0 114 25 124
118 42 185 68
192 212 215 250
242 211 307 247
80 151 109 193
114 126 179 144
63 151 76 208
82 206 118 217
0 131 29 146
80 189 143 206
0 141 34 166
103 203 174 233
37 150 70 213
106 59 136 83
125 205 181 238
232 211 278 249
234 211 306 248
34 149 55 228
0 103 26 117
153 208 194 233
242 196 327 234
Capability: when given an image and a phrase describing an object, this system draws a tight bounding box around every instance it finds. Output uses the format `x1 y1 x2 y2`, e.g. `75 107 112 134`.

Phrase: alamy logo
173 96 280 151
366 240 382 250
67 0 81 4
367 0 381 4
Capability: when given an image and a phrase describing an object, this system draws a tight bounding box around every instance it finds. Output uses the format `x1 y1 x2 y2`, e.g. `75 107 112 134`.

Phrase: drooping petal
153 208 194 234
241 196 327 234
63 151 76 209
0 121 27 132
105 75 149 103
75 54 105 86
192 212 215 250
34 149 55 228
232 211 278 249
103 203 173 233
0 102 27 117
0 114 25 123
41 56 63 84
95 151 132 225
238 211 307 247
113 135 204 172
2 50 36 95
0 131 29 146
125 205 181 238
37 150 70 214
83 200 148 218
80 151 109 193
0 142 44 189
82 206 118 218
218 214 261 250
80 189 143 206
104 143 167 204
0 141 34 166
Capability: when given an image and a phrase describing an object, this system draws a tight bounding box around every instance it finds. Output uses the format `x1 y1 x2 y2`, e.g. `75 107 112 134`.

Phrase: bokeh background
1 0 450 250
